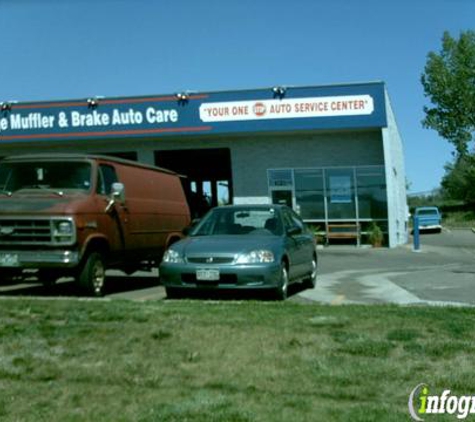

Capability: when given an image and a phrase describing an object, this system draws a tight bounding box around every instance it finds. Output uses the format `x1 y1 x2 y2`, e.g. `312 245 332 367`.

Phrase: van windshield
0 161 92 194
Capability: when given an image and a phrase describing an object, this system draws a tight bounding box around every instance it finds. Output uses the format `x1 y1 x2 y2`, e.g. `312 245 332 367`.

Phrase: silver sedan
160 204 317 300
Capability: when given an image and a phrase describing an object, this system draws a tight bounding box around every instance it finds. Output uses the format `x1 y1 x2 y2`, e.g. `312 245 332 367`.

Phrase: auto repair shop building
0 81 408 247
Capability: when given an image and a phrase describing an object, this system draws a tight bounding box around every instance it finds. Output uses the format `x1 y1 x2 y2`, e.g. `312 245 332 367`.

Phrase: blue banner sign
0 82 387 143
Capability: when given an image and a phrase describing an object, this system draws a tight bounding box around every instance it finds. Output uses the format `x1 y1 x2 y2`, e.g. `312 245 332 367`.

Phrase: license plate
0 253 19 267
196 269 220 281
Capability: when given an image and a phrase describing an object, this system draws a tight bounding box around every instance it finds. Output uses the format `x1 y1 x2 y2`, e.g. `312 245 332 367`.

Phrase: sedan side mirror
287 226 302 236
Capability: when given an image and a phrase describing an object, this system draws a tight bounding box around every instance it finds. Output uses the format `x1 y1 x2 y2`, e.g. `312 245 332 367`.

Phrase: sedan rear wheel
303 256 317 289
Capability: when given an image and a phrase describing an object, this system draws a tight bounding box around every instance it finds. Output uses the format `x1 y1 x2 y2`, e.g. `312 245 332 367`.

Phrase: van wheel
78 252 106 297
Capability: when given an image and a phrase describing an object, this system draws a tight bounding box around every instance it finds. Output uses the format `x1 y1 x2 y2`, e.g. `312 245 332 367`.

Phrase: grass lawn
1 298 475 421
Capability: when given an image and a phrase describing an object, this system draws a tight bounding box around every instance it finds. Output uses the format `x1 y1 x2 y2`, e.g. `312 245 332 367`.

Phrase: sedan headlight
235 250 275 264
162 249 185 264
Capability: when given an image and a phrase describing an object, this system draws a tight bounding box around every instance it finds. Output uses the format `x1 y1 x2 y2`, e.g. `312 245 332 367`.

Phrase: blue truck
414 207 442 233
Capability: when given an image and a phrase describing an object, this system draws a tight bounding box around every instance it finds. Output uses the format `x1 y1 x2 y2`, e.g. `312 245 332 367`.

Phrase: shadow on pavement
0 274 161 298
164 282 308 301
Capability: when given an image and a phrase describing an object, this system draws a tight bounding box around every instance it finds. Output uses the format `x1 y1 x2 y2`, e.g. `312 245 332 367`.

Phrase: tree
421 30 475 156
441 154 475 202
421 31 475 202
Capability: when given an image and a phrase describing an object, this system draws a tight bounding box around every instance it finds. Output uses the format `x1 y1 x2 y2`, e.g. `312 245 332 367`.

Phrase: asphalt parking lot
302 228 475 306
1 228 474 305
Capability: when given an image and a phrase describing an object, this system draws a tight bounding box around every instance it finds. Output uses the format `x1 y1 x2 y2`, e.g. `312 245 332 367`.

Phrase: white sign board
199 95 374 123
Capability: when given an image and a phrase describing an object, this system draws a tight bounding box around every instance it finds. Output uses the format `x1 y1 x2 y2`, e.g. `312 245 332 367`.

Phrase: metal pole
413 216 420 251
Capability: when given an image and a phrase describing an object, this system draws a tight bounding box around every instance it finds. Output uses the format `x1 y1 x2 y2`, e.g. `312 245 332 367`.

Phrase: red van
0 154 190 295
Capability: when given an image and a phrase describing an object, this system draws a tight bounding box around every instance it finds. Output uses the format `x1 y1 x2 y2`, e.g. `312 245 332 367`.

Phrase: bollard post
413 216 420 251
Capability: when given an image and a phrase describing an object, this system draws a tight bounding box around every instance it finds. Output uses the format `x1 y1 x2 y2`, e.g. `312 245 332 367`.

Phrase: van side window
97 164 118 195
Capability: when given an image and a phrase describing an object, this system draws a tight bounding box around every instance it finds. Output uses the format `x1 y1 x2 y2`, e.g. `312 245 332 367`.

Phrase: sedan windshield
192 207 283 236
0 161 92 193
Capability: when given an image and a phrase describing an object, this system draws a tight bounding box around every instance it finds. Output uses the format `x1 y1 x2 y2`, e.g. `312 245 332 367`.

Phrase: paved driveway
1 229 474 305
300 229 475 306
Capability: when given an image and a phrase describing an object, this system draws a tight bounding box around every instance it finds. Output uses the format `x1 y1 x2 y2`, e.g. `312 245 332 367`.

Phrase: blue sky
0 0 473 193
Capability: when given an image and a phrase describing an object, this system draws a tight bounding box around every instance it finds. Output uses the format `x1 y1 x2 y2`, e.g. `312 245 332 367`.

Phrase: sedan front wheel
273 263 289 301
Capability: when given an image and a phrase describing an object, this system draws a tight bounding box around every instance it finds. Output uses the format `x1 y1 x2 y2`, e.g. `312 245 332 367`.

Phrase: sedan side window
282 210 297 233
283 209 304 234
289 209 306 232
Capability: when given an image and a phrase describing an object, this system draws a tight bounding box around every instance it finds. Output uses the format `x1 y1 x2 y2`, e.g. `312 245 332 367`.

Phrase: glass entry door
271 190 293 207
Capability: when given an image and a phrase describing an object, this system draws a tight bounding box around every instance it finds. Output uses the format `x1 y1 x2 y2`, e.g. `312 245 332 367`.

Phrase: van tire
78 252 106 297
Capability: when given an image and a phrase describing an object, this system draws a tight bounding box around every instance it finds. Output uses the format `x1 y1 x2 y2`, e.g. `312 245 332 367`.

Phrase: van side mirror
105 182 125 213
111 182 125 202
287 226 302 236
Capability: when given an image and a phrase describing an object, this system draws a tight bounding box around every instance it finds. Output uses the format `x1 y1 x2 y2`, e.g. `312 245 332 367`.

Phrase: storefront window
267 166 388 222
294 169 325 219
356 166 387 219
326 168 356 219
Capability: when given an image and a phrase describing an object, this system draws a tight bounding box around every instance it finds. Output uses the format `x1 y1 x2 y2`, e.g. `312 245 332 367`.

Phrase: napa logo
409 383 475 420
